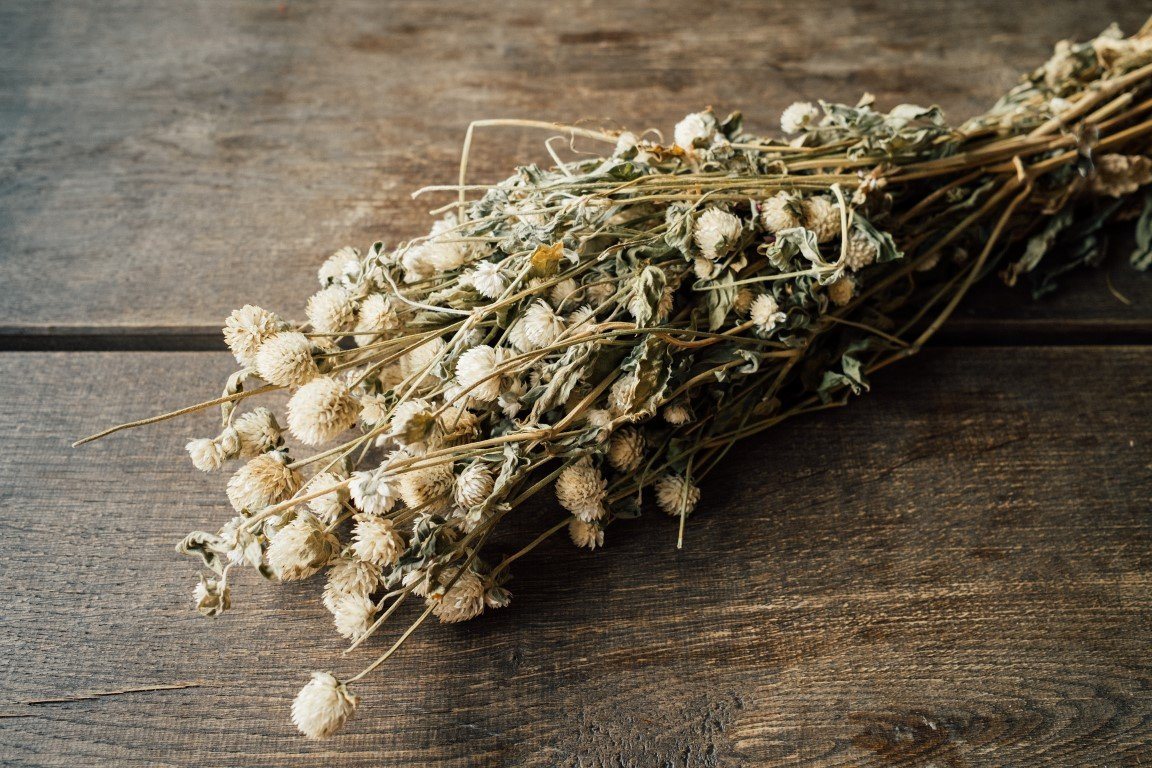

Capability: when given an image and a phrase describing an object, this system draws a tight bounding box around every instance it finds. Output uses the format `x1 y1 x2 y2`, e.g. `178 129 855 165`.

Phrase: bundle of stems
77 20 1152 738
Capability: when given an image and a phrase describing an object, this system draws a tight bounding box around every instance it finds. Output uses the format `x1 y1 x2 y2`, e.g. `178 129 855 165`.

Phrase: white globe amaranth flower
693 207 743 260
292 672 357 740
233 407 282 457
400 336 446 381
750 294 787 333
306 285 357 335
254 331 318 387
353 293 401 347
464 260 508 299
398 462 455 515
518 300 566 350
426 567 487 624
222 305 287 367
349 467 399 516
317 246 361 287
389 399 438 452
455 345 511 402
226 451 301 512
802 196 842 243
607 427 645 472
453 461 495 510
568 517 605 550
661 401 694 426
286 376 359 447
843 232 879 270
780 101 820 134
351 514 405 567
555 460 607 521
331 593 377 640
266 511 339 582
322 555 381 612
760 192 804 233
655 474 701 518
305 470 348 524
186 437 227 472
674 111 717 151
826 275 856 306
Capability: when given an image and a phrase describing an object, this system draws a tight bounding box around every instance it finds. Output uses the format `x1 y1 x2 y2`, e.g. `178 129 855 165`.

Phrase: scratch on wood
17 682 206 706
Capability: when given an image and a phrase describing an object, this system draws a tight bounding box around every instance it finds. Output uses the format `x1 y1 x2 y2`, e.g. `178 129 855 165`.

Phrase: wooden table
1 2 1149 765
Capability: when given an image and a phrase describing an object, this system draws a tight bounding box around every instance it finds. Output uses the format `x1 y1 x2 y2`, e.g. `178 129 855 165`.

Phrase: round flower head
673 111 717 151
323 555 382 612
780 101 820 134
555 460 607 522
306 285 357 335
266 511 339 581
802 196 842 243
750 294 787 333
455 345 510 402
827 275 856 307
351 514 405 568
760 192 803 233
192 575 231 617
607 427 645 472
662 401 694 426
305 470 348 524
549 277 581 309
186 437 227 472
436 405 480 445
349 467 399 516
233 407 283 457
464 260 508 299
292 672 357 740
427 567 486 624
568 517 605 550
226 451 301 512
398 462 455 515
1091 154 1152 197
254 331 318 387
331 593 377 640
655 474 701 518
454 461 495 510
286 376 359 446
521 300 566 350
694 207 743 260
389 399 438 452
400 336 446 384
843 232 879 271
222 305 287 367
317 246 361 287
353 293 401 347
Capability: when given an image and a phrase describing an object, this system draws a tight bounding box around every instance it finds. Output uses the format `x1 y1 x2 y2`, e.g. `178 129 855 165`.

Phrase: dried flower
266 512 339 581
292 672 357 740
427 567 487 624
307 285 357 334
318 246 361 287
760 192 803 233
353 293 401 346
662 402 693 425
398 462 455 514
286 376 359 446
555 460 607 521
455 345 510 401
186 437 227 472
843 232 879 270
254 331 318 387
673 110 717 151
464 260 508 299
826 276 856 307
306 471 348 524
1091 154 1152 197
780 101 820 134
694 207 743 259
349 467 399 516
607 427 645 472
655 474 701 517
192 574 231 617
332 593 377 639
568 518 605 550
323 555 382 611
454 461 495 510
750 294 787 333
233 407 283 457
223 305 287 367
350 515 404 567
226 451 301 512
803 196 842 243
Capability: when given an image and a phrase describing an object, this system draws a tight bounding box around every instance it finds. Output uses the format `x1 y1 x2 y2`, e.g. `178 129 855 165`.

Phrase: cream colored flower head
331 593 377 640
454 461 495 510
225 450 301 512
349 466 399 517
674 111 717 152
306 285 357 335
351 514 405 568
780 101 820 134
317 246 361 287
568 518 605 550
322 555 382 612
233 407 283 457
607 427 645 472
353 293 401 347
455 345 511 402
266 511 339 582
802 196 842 244
254 331 318 387
305 470 348 524
292 672 357 740
398 462 455 515
186 437 227 472
222 305 287 367
750 294 787 333
694 207 743 260
426 566 487 624
655 474 701 518
287 376 359 446
464 260 508 299
555 460 607 522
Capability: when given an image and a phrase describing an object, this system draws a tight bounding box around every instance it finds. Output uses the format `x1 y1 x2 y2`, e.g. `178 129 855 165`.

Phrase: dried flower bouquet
78 21 1152 738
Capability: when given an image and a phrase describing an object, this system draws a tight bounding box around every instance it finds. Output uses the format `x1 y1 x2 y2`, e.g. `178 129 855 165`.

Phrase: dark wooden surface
1 1 1151 766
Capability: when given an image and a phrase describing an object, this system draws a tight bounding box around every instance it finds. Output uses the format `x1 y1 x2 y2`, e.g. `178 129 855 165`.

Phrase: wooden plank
1 0 1151 339
0 348 1148 766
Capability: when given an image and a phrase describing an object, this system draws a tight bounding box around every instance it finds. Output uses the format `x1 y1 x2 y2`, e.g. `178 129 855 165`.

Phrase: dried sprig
77 20 1152 738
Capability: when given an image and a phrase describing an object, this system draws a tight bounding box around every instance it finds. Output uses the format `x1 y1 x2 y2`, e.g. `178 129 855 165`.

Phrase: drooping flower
654 474 701 518
292 672 357 740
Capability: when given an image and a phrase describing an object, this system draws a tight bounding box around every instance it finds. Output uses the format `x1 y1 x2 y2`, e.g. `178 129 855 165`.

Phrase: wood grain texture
0 349 1148 766
1 0 1151 338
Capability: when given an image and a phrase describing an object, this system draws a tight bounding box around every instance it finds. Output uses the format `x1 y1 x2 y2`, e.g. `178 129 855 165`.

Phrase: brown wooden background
1 1 1150 766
